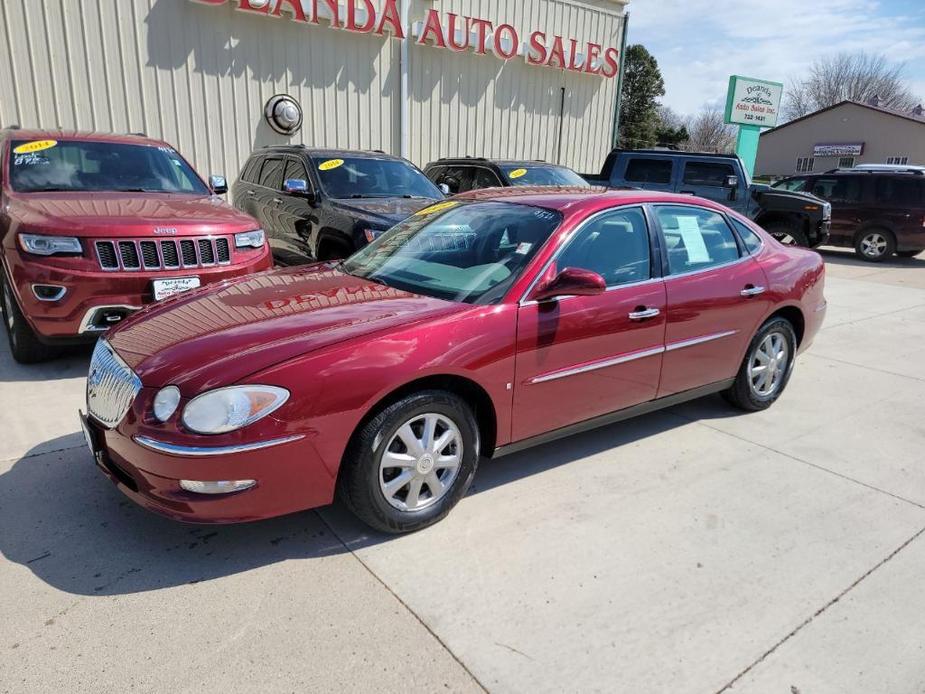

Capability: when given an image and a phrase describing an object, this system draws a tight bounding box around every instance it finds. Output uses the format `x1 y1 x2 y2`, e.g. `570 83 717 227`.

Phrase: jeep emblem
153 227 178 235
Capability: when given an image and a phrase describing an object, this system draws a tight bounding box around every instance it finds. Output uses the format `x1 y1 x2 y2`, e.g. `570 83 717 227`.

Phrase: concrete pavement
1 249 925 693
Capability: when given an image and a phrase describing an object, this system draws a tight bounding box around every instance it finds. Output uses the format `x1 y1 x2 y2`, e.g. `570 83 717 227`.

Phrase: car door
872 176 925 249
512 206 667 442
805 175 863 245
272 157 316 263
652 204 771 397
234 156 263 218
255 157 285 250
680 159 741 210
619 156 676 193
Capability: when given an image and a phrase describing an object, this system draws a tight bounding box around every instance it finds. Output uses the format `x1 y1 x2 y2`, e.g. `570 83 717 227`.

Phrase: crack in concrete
0 441 86 466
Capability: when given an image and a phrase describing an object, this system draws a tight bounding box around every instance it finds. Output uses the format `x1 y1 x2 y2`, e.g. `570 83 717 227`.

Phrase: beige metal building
756 100 925 178
0 0 628 182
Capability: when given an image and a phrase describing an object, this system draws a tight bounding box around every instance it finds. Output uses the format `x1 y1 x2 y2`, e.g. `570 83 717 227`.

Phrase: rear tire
854 228 895 262
1 273 58 364
723 317 797 412
764 222 808 248
338 390 480 534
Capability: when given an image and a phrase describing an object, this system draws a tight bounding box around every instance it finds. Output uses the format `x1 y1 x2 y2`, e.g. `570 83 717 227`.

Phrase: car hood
8 192 260 237
106 263 466 391
328 197 439 227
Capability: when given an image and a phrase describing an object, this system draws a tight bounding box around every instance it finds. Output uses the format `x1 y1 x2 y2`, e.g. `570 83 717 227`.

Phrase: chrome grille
95 237 232 271
86 339 142 429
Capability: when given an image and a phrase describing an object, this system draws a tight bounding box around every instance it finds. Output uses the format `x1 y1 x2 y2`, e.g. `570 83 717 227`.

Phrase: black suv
774 167 925 261
423 158 589 194
232 147 443 263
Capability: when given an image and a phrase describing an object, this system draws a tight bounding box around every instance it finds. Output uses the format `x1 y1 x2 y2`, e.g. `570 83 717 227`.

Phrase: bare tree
682 107 736 153
784 52 919 120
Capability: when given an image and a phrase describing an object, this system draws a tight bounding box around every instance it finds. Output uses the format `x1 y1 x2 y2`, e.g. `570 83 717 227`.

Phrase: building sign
724 75 783 128
192 0 621 79
813 143 865 157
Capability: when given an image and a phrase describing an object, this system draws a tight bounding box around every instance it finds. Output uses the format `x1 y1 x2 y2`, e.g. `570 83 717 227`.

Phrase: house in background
755 99 925 178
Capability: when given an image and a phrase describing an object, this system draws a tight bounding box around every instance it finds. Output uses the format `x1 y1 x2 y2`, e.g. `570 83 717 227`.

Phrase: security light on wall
264 94 303 136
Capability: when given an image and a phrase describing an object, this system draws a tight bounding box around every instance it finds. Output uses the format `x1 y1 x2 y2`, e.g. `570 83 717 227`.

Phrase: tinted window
425 165 445 183
624 158 673 184
258 158 284 189
500 165 589 187
876 177 924 206
656 205 741 274
439 166 474 194
241 157 262 183
808 177 863 203
471 167 502 189
731 218 763 255
556 207 651 287
9 139 209 194
773 177 808 192
342 202 561 304
284 159 309 187
314 156 441 199
683 161 735 186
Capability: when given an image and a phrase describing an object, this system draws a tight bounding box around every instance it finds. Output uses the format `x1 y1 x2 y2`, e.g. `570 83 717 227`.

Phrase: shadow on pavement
0 396 739 596
818 247 924 269
0 342 92 384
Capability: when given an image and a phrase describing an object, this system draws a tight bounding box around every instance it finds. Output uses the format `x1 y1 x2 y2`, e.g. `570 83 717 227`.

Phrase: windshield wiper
114 188 164 193
349 193 392 199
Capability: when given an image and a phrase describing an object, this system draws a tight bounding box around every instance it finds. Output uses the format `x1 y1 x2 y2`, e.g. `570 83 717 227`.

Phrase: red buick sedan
81 188 826 533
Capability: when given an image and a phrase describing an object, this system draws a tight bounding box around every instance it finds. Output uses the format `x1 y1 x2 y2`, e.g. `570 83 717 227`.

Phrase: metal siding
1 0 623 178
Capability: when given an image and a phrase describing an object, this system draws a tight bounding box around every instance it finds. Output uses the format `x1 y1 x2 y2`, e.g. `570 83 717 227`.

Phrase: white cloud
629 0 925 115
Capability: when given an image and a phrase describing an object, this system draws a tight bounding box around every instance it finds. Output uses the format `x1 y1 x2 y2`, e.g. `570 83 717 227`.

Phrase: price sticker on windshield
318 159 344 171
415 201 459 217
13 140 57 154
508 168 528 179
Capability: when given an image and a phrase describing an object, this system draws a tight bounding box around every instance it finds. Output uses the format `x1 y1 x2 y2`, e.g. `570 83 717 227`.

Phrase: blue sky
629 0 925 116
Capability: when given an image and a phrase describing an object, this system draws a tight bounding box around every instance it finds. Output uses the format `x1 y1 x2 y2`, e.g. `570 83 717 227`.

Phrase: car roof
1 128 167 147
452 186 725 213
432 157 567 167
258 146 406 161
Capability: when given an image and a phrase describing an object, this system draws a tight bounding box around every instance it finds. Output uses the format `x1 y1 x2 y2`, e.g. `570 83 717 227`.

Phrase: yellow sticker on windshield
508 168 528 179
13 139 57 154
415 201 459 217
318 158 344 171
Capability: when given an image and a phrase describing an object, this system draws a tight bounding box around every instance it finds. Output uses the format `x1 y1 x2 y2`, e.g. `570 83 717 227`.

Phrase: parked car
232 147 443 264
773 167 925 261
81 188 826 533
423 157 590 194
583 149 831 248
0 128 271 363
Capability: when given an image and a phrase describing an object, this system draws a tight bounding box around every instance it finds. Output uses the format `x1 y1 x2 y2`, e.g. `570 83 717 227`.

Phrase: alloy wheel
860 232 888 259
379 413 463 511
748 332 789 398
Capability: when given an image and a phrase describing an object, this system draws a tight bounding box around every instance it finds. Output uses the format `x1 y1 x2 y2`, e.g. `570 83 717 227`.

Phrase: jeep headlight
181 385 289 434
234 229 265 249
19 234 82 256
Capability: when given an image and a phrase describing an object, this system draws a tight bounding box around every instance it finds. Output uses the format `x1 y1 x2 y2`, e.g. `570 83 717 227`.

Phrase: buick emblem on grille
153 227 178 235
87 366 102 402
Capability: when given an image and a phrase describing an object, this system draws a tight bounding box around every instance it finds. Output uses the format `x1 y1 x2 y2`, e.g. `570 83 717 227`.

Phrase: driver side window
555 207 652 287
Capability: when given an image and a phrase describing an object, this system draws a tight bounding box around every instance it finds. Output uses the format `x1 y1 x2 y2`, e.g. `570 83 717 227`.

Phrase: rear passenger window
241 157 261 183
731 219 763 255
258 158 284 189
808 177 863 203
624 158 673 184
683 162 735 186
656 206 741 274
876 177 924 206
555 207 651 287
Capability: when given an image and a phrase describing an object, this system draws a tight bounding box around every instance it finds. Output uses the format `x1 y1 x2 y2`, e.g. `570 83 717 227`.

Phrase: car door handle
628 307 661 321
741 285 766 297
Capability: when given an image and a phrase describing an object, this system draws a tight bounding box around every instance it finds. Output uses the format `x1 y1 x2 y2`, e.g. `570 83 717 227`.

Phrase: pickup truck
583 149 831 248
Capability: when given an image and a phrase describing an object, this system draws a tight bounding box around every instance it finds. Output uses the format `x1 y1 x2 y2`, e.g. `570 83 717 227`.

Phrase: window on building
624 158 673 184
796 157 815 173
655 206 741 274
886 156 910 165
838 157 855 168
682 161 736 187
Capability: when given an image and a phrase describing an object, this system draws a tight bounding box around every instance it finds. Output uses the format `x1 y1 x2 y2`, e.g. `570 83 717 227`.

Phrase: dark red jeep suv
0 129 272 362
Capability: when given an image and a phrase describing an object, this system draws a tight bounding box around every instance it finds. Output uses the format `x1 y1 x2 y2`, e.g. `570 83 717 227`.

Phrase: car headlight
19 234 82 256
235 229 265 249
153 386 181 422
181 385 289 434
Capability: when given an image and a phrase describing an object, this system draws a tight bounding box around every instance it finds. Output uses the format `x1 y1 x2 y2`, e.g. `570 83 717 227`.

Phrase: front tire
724 317 797 412
338 390 480 534
1 274 58 364
855 228 895 262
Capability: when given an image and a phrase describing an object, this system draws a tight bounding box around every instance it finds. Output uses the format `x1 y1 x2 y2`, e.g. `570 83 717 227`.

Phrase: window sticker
675 216 711 263
13 139 57 154
318 158 345 171
508 168 528 179
515 242 534 255
13 153 50 167
414 201 459 216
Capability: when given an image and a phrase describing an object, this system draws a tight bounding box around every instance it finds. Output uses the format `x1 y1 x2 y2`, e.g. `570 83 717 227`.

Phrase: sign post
724 75 783 177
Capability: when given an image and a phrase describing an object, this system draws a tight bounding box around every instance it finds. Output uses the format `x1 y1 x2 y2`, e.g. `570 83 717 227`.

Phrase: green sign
724 75 783 128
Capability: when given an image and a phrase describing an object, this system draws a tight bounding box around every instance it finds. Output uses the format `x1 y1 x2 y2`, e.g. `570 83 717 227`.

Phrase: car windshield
8 139 210 194
772 178 807 192
500 164 589 187
341 201 562 304
314 156 442 199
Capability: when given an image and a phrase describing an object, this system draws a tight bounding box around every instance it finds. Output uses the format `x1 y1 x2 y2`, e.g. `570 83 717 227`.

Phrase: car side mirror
209 175 228 195
283 178 315 202
438 183 451 196
530 267 606 302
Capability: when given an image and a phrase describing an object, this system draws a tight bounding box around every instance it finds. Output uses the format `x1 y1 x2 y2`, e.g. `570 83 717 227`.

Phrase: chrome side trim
78 305 142 334
529 345 665 384
133 434 305 458
665 330 738 352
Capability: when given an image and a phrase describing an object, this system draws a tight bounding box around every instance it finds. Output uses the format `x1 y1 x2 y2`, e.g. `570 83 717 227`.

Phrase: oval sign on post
13 140 57 154
508 168 528 179
318 159 345 171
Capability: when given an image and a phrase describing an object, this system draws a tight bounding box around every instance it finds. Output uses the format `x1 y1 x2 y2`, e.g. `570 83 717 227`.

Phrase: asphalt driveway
2 249 925 693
